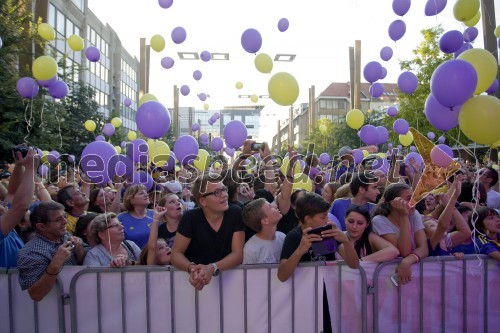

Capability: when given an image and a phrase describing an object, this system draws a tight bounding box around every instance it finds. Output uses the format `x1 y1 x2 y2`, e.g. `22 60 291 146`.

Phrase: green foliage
304 118 360 157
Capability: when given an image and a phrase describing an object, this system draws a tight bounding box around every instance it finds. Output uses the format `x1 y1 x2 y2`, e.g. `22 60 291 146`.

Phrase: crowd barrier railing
0 255 498 333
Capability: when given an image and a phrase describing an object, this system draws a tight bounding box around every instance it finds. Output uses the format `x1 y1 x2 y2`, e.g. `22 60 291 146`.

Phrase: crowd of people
0 141 499 311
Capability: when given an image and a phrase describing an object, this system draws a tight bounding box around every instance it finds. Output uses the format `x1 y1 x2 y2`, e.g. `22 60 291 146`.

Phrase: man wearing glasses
17 202 86 301
478 167 500 210
171 173 245 290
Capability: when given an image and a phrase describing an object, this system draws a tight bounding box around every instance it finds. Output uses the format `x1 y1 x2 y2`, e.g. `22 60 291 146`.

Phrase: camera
251 142 264 151
11 146 30 159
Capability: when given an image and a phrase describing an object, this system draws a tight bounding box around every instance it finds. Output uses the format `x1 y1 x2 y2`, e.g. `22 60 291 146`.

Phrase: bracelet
45 266 62 276
408 253 420 263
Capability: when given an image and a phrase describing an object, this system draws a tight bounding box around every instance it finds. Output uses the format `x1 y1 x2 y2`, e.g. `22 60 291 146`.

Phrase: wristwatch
212 263 220 276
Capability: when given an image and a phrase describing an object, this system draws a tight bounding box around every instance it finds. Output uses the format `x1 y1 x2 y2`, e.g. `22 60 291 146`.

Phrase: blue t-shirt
329 198 375 231
474 235 500 256
117 210 155 249
0 229 24 268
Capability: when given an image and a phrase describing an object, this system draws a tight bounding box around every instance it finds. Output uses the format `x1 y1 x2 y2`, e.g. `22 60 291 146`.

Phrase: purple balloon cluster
359 125 389 146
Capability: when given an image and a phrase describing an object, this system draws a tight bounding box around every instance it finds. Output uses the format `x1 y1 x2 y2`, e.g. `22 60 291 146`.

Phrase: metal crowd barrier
0 256 498 333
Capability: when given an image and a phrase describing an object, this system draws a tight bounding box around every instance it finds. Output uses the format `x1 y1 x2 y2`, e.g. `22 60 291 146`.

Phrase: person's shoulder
332 197 351 205
371 215 389 223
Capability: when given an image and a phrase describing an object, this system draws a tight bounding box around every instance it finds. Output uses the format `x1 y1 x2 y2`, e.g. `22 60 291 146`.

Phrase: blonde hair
334 183 352 199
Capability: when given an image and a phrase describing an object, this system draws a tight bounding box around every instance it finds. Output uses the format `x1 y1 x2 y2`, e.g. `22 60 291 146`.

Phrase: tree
304 118 360 157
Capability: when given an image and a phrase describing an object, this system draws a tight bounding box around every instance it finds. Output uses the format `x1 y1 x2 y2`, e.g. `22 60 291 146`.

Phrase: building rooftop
318 82 399 101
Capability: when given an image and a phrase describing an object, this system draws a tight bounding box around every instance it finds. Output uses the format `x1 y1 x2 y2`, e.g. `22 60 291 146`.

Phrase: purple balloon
95 135 105 142
37 75 57 88
102 123 115 136
171 26 186 44
161 57 175 69
200 51 211 62
199 133 209 143
424 94 460 131
191 123 200 132
174 135 199 165
136 101 171 139
387 106 398 117
124 97 132 107
392 0 411 16
359 125 379 145
380 67 388 80
453 42 473 58
198 93 207 101
127 139 149 164
486 79 499 94
380 46 393 61
398 71 418 94
210 137 224 151
393 119 409 134
437 136 446 144
430 60 477 108
224 120 248 149
463 27 478 42
425 0 447 16
278 18 289 32
80 141 117 185
439 30 464 54
376 126 389 144
319 153 330 165
369 82 384 98
164 152 176 171
410 146 416 152
47 150 60 164
48 80 68 99
131 171 154 191
180 85 190 96
397 145 403 150
85 46 100 62
436 144 454 158
38 165 49 177
363 61 383 84
158 0 173 9
241 28 262 54
16 77 39 99
224 146 235 157
109 155 134 178
193 70 202 81
68 154 75 163
120 141 127 149
213 112 220 119
427 132 435 140
388 19 406 42
352 149 364 164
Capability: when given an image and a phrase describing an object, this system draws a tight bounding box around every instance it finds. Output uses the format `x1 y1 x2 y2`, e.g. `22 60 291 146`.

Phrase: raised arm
146 206 167 265
276 148 296 215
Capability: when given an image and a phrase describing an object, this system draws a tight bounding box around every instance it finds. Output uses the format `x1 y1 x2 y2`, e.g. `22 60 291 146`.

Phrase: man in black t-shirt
171 173 245 290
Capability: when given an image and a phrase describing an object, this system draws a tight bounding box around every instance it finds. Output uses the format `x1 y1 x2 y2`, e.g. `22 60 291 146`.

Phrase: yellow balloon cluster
139 93 158 106
453 0 480 22
127 131 137 141
399 132 414 146
458 95 500 145
458 49 498 95
150 35 165 52
32 56 58 81
67 34 84 51
193 149 210 171
346 109 365 130
148 140 170 166
268 72 299 106
111 117 122 128
250 94 258 103
84 120 96 132
254 53 273 74
38 23 55 41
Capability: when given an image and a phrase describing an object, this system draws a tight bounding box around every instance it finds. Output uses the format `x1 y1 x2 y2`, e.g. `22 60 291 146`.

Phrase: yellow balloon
495 25 500 38
38 23 55 41
376 153 387 159
193 149 210 171
453 0 480 22
139 93 158 106
254 53 273 74
214 161 221 168
362 150 369 157
235 82 243 89
268 72 299 106
319 124 327 134
464 11 480 27
127 131 137 141
458 49 498 95
41 151 49 163
346 109 365 130
114 146 122 154
203 103 209 111
492 139 500 149
111 117 122 128
150 35 165 52
280 156 301 177
67 34 84 51
32 56 58 81
148 140 171 166
84 120 96 132
250 94 258 103
174 166 181 172
458 95 500 145
292 174 313 192
399 132 414 147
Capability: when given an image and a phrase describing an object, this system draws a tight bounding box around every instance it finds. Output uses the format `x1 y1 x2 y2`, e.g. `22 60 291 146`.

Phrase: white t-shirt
243 232 286 264
486 189 500 210
372 212 425 251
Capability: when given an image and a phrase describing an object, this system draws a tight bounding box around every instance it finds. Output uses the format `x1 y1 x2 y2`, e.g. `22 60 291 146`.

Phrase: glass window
65 19 73 38
48 5 56 27
319 100 326 108
56 10 65 34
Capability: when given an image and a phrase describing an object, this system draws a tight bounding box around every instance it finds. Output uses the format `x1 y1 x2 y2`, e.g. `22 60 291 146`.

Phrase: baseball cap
338 146 352 157
160 180 183 194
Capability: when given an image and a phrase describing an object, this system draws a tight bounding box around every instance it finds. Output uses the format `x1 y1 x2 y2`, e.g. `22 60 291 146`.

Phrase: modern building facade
33 0 143 130
272 82 398 149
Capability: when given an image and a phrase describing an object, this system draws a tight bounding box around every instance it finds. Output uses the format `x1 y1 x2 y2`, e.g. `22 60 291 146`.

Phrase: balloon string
53 108 63 149
102 188 113 258
39 97 46 128
23 100 34 144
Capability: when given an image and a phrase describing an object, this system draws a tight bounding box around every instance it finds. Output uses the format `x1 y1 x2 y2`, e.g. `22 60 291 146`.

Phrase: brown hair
241 198 267 232
191 172 223 201
122 184 148 211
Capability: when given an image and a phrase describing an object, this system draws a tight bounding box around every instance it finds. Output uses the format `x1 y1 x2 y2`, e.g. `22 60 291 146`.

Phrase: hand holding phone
307 225 337 256
251 142 264 151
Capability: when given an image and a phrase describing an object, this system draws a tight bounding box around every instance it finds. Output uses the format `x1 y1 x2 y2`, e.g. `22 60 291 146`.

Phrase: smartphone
63 234 75 249
390 273 399 287
307 224 333 235
308 225 337 256
251 142 264 151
